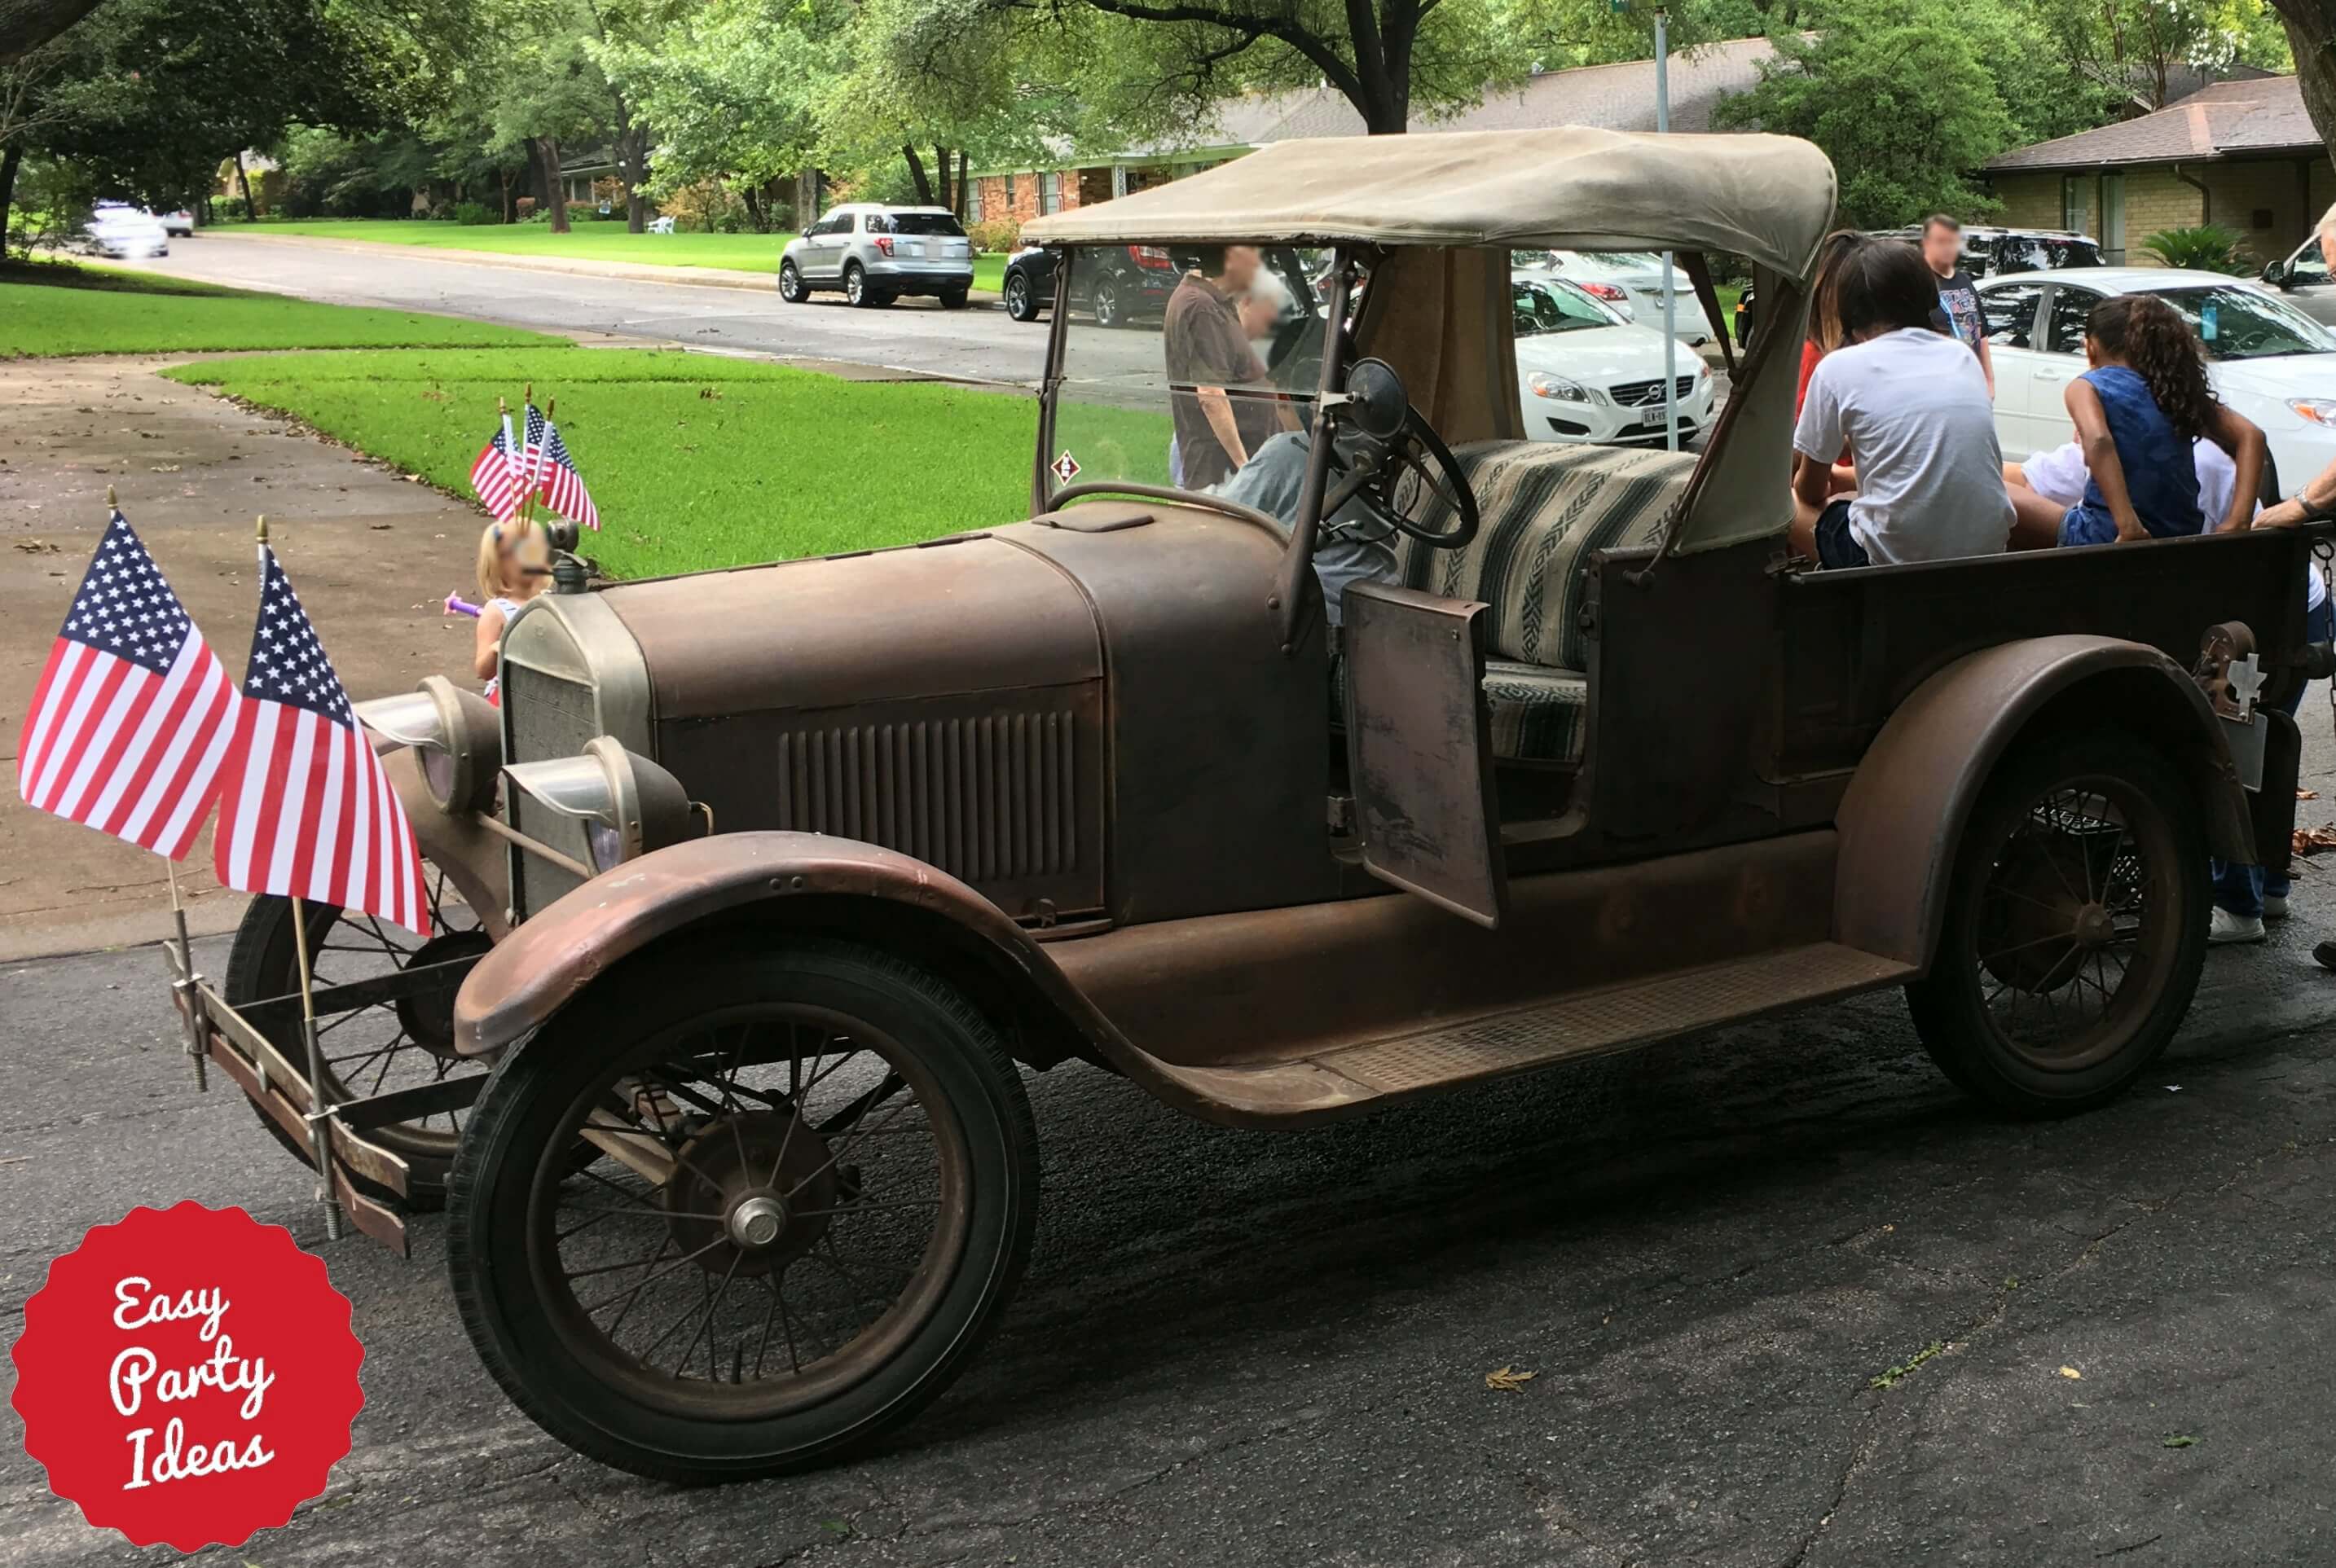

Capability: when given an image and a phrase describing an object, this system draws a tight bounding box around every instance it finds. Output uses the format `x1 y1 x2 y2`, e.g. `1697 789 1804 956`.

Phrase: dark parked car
1002 241 1184 325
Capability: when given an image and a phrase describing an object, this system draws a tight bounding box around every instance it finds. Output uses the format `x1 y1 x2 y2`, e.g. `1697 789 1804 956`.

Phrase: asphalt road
117 235 1062 386
5 901 2336 1566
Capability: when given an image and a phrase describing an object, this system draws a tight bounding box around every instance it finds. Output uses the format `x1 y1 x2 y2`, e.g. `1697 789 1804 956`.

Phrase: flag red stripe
213 691 266 889
81 664 183 835
323 725 358 913
33 658 136 812
147 671 238 861
15 639 73 789
22 641 102 803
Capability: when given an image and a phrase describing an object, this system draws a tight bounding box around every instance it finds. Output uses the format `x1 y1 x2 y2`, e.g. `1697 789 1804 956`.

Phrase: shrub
567 200 600 223
452 200 493 226
2139 225 2252 275
516 196 539 222
966 217 1021 254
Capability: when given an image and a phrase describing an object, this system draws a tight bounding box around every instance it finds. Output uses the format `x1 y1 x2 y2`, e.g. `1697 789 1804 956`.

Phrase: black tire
447 940 1040 1482
1004 271 1036 322
844 262 872 307
777 261 806 302
222 886 492 1210
939 288 970 310
1091 275 1121 328
1904 729 2208 1116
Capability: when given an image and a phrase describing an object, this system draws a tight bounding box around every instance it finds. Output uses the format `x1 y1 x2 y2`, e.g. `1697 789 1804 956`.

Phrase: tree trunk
0 0 107 61
955 150 970 219
900 144 934 204
498 167 515 223
614 111 648 233
2276 2 2336 167
235 150 260 218
794 169 819 231
933 144 952 213
740 184 763 232
530 136 570 231
0 143 20 250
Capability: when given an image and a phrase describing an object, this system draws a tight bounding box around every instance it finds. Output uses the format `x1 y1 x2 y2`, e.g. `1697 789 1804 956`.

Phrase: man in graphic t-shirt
1920 214 1995 397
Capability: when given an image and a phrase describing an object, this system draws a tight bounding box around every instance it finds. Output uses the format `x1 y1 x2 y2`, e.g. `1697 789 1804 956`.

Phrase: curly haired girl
2050 293 2265 547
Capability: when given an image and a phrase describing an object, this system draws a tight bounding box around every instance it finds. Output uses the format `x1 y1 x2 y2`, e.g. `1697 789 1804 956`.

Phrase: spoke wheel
448 940 1038 1482
1005 273 1033 321
222 870 491 1209
1091 276 1120 327
778 262 804 302
1907 730 2207 1115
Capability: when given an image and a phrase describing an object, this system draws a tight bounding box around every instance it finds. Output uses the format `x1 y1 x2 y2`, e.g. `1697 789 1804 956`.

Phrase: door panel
2025 285 2101 453
1340 582 1508 929
1978 281 2048 458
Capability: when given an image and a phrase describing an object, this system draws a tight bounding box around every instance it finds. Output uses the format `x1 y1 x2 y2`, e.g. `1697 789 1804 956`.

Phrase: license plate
903 241 925 257
1639 405 1670 426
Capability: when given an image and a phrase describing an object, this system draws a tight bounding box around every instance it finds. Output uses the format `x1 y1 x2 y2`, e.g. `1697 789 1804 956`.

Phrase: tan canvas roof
1020 127 1840 279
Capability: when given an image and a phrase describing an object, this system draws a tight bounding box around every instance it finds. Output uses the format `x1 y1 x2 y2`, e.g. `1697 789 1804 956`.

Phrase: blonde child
473 520 548 703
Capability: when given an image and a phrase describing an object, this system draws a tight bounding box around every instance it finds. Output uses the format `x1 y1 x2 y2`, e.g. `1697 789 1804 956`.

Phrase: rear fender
449 832 1205 1102
1834 635 2251 973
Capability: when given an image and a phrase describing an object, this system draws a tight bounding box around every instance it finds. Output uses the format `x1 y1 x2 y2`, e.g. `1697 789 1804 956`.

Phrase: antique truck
166 127 2326 1482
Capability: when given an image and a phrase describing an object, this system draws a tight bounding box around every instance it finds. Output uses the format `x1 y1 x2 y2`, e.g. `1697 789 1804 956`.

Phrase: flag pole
114 481 209 1095
261 512 345 1243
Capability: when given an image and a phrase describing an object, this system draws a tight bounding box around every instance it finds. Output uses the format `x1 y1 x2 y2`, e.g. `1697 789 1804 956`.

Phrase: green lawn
208 218 1008 292
165 348 1047 578
0 264 568 357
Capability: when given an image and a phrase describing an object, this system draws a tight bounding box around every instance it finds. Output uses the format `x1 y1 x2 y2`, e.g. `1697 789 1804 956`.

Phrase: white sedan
1512 274 1716 446
82 202 169 258
1976 266 2336 494
1515 249 1714 345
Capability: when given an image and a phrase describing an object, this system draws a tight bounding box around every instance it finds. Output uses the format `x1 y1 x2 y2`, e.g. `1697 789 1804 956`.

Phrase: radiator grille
1608 375 1698 408
771 712 1079 884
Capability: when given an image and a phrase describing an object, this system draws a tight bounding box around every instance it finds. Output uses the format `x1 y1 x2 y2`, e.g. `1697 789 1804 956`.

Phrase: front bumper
1529 376 1718 445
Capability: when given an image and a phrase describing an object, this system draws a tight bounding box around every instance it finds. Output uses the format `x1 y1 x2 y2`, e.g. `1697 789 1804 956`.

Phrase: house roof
986 37 1780 173
1986 75 2321 172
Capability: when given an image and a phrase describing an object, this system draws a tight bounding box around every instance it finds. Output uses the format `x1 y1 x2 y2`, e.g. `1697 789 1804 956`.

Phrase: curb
204 230 1005 304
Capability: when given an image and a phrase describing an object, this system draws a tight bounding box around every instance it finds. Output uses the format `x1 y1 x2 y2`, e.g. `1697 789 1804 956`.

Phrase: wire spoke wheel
223 868 491 1206
1907 730 2207 1115
448 941 1038 1482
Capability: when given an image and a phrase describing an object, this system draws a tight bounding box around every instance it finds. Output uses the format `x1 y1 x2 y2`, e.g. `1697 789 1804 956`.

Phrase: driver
1213 429 1398 629
1164 246 1293 490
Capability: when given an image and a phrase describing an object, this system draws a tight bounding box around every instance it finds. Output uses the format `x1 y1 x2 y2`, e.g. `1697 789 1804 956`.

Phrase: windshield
1045 244 1332 507
1513 277 1620 334
2003 236 2100 271
2149 285 2336 359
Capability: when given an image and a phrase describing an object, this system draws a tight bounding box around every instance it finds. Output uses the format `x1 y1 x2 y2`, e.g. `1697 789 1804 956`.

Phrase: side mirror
2263 261 2288 287
1342 357 1409 440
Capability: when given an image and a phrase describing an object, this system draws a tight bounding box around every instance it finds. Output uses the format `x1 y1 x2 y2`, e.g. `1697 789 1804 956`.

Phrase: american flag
523 404 600 530
469 416 524 523
16 512 240 860
211 541 430 936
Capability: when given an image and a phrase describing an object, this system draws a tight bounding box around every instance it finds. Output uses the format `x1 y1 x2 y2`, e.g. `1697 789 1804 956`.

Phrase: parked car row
776 204 974 308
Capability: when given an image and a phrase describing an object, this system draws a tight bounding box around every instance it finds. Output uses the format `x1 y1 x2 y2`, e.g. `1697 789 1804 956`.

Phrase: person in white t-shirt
1789 239 2013 569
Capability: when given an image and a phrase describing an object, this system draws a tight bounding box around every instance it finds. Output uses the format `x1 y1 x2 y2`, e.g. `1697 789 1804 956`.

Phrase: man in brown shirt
1164 246 1279 490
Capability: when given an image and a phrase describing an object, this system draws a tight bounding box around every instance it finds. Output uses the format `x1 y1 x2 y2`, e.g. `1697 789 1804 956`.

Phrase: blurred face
1238 292 1278 340
1921 223 1961 274
1219 244 1261 294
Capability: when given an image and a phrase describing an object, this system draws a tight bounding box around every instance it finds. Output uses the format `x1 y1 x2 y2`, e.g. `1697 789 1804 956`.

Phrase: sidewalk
0 356 486 960
219 229 1005 302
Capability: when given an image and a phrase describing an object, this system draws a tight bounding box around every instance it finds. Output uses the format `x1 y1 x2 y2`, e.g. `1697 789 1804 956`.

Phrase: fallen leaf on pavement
2059 1366 2083 1380
11 541 60 554
2162 1434 2196 1447
2296 825 2336 857
1485 1365 1537 1392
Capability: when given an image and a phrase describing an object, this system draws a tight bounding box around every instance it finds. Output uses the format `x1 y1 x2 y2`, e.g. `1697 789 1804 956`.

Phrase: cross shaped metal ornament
2225 653 2265 721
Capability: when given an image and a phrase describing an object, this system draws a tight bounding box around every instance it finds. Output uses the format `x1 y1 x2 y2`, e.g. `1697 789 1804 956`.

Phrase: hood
2210 354 2336 406
1514 323 1704 388
599 533 1104 722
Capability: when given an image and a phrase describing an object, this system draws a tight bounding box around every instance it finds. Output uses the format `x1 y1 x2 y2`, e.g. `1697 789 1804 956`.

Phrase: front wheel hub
665 1111 841 1277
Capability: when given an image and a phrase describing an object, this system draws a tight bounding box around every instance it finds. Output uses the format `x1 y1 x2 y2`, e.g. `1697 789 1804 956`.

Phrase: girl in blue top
2057 294 2264 547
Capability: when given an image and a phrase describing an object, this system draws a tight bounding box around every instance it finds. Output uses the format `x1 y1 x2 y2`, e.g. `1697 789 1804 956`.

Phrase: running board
1138 942 1914 1126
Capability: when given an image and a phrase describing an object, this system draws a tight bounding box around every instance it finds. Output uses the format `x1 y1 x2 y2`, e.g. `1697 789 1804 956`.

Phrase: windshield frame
1033 241 1353 535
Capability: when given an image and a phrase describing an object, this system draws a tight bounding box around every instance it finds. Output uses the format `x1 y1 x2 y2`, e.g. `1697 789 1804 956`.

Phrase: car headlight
353 675 500 815
1527 372 1595 403
2288 398 2336 427
500 736 697 875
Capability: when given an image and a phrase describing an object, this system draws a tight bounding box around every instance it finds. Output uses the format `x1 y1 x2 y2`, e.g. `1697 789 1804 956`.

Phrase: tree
0 0 106 63
2271 1 2336 164
1715 0 2018 227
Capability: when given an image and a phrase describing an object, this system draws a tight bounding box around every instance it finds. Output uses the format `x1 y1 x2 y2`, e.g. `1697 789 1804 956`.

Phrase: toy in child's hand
445 591 482 618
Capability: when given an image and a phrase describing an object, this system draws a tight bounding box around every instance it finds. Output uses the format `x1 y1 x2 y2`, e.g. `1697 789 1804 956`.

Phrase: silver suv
778 204 974 309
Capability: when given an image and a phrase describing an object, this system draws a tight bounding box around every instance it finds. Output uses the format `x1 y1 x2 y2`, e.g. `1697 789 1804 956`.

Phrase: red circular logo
11 1202 364 1551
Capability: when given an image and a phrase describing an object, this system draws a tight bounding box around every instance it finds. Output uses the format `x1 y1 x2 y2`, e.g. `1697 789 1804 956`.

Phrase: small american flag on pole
211 537 430 936
16 511 240 860
524 403 600 530
469 418 524 523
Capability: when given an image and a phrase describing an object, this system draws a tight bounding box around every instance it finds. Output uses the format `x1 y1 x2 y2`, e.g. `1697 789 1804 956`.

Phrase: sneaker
2211 907 2267 945
2263 894 2289 921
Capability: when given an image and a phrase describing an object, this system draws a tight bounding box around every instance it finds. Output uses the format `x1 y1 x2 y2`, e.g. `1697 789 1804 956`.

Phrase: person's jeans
2212 596 2334 916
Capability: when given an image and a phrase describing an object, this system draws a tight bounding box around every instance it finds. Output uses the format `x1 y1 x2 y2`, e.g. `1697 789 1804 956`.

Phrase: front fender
385 747 510 941
1833 634 2251 973
452 832 1080 1055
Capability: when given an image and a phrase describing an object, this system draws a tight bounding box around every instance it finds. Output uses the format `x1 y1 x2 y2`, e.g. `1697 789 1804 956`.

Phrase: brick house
971 37 1784 228
1984 76 2334 266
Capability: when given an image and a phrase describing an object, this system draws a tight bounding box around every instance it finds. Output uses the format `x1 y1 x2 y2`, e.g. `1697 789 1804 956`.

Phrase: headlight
1528 372 1595 403
2288 398 2336 427
500 736 697 875
353 675 500 815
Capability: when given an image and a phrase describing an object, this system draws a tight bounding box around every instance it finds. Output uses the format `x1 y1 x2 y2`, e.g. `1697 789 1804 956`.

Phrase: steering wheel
1325 360 1480 550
